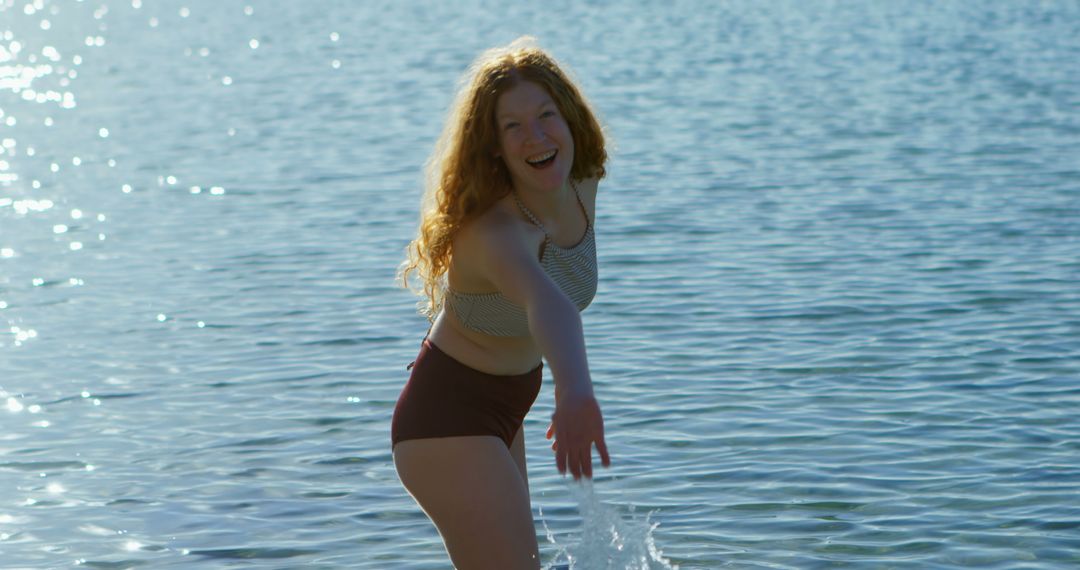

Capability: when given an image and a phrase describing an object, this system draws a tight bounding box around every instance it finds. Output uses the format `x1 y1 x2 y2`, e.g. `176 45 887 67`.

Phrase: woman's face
494 80 574 195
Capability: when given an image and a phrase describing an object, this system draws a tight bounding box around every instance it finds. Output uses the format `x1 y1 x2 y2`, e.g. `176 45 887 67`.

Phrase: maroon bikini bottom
391 339 542 450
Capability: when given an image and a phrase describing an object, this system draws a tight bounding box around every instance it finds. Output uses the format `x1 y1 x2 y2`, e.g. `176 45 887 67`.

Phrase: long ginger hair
399 37 608 321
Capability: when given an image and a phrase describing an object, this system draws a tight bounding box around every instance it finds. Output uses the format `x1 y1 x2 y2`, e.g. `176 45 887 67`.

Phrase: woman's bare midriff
426 307 544 376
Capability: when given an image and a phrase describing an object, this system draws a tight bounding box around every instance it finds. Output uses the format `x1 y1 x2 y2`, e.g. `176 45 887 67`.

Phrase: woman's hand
546 384 560 451
549 388 611 480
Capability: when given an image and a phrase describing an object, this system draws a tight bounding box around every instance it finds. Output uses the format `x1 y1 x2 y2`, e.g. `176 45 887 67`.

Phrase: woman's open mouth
525 149 557 170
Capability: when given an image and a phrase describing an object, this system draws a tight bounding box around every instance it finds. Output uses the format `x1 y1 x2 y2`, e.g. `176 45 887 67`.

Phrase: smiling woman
496 82 575 189
393 36 610 569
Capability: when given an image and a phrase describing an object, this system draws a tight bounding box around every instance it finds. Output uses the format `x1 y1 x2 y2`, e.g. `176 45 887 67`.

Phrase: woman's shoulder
578 176 600 196
577 176 600 203
449 197 545 291
454 197 543 264
458 197 528 245
575 177 600 220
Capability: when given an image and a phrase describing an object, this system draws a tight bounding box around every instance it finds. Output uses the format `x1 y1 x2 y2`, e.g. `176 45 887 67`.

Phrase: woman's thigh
393 435 541 570
509 426 529 493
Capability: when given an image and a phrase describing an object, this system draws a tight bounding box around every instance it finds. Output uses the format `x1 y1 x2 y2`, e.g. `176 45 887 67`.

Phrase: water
545 483 678 569
2 0 1079 568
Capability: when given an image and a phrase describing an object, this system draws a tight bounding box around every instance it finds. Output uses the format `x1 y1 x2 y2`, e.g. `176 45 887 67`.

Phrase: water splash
542 481 679 570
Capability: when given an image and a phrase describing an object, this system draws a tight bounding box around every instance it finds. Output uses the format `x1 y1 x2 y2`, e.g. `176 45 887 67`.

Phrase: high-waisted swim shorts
391 339 543 450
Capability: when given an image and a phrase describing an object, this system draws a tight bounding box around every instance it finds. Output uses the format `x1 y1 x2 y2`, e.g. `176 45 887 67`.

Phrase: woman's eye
540 110 555 118
504 122 520 131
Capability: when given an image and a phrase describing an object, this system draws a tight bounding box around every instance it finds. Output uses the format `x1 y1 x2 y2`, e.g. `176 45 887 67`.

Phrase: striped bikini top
444 182 598 337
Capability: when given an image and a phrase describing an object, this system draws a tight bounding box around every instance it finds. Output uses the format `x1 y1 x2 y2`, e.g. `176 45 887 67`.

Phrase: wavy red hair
399 37 607 320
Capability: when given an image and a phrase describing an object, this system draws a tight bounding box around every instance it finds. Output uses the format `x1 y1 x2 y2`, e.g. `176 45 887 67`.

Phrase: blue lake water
2 1 1079 568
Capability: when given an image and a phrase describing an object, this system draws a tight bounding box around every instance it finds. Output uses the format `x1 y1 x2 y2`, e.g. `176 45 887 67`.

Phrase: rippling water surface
2 1 1079 568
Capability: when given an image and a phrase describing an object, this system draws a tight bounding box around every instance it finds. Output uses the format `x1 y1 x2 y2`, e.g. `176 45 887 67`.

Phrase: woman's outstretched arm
463 213 611 480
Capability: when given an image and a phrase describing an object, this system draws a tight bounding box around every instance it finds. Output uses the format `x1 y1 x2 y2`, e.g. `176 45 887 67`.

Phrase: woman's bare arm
461 212 610 479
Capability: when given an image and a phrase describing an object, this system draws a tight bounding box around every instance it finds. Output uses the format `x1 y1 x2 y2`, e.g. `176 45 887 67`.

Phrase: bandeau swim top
443 182 597 337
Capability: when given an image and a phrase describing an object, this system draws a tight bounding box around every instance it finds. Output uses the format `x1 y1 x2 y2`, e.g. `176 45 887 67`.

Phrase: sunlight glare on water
2 0 1079 568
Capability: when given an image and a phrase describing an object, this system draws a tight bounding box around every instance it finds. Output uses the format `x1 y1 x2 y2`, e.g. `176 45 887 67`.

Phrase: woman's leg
508 426 529 494
393 435 541 569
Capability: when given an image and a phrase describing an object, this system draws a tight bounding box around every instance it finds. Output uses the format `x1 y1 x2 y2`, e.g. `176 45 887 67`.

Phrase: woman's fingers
579 446 592 479
566 446 582 480
551 395 611 479
597 435 611 467
559 434 600 479
554 437 568 475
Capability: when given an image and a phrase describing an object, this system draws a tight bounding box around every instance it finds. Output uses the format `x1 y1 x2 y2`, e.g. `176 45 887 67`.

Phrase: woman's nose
525 119 546 142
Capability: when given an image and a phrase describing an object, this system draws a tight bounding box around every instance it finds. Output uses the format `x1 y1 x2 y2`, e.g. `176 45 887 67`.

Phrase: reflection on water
3 0 1080 568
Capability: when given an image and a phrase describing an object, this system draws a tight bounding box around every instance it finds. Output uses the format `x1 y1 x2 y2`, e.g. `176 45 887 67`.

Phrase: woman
393 36 611 569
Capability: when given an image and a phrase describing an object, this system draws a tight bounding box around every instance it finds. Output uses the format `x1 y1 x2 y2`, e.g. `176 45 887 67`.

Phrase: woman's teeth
526 150 557 168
